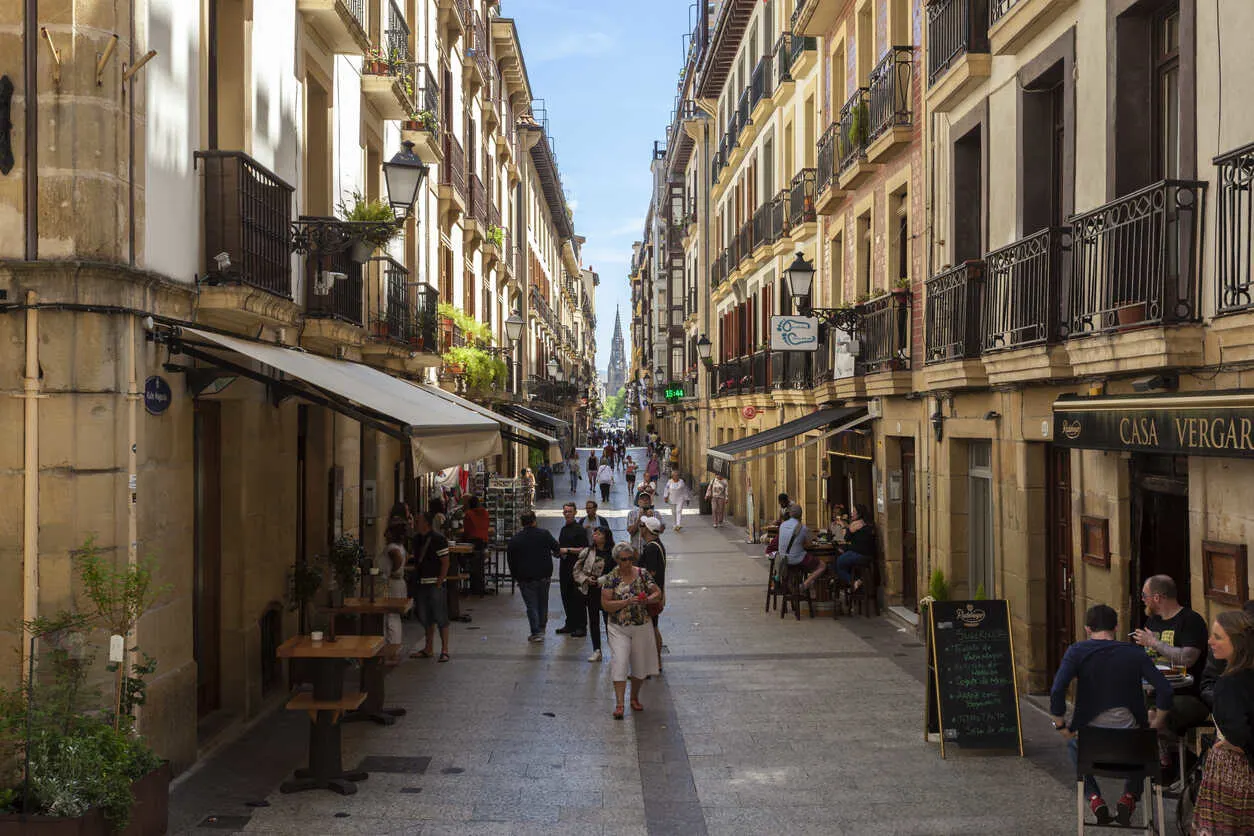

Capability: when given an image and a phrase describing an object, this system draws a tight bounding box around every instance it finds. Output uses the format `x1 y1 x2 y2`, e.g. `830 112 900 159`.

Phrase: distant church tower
607 305 627 395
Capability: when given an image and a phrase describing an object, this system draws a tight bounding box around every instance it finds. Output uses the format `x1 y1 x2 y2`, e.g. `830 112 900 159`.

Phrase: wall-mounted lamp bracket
39 28 61 90
96 34 120 86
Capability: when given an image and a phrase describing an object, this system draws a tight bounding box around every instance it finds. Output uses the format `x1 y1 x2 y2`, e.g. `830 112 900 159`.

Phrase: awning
1053 390 1254 458
705 406 871 476
178 328 502 473
416 384 563 464
500 403 571 434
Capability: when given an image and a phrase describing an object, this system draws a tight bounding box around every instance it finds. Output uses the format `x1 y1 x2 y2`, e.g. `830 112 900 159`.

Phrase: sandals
613 705 625 720
411 649 433 659
630 699 644 712
438 652 450 663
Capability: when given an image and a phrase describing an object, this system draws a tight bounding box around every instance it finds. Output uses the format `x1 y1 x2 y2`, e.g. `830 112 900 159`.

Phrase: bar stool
779 562 814 621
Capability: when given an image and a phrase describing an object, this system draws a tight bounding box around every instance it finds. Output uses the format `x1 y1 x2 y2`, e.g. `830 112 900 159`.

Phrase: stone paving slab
170 446 1184 835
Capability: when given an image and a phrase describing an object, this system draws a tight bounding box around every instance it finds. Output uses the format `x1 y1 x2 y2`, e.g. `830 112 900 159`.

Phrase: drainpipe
21 291 41 669
23 0 37 259
125 313 141 724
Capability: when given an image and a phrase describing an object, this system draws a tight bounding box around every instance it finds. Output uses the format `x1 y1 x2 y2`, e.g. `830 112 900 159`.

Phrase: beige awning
180 328 502 473
414 383 564 464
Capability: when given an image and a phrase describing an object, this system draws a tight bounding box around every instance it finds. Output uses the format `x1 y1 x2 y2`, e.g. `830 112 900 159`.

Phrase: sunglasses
615 555 634 562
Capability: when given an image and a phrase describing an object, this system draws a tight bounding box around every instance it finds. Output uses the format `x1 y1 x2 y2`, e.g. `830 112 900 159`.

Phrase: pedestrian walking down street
556 502 589 637
645 453 661 485
507 510 559 642
567 453 580 494
604 442 616 470
596 461 615 503
408 512 451 662
522 467 537 505
638 516 667 673
661 470 691 531
1188 609 1254 834
706 473 728 528
624 456 638 495
600 542 662 719
586 452 599 497
572 526 613 663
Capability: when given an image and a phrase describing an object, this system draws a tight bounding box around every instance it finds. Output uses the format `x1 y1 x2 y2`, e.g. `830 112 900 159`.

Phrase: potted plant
337 191 400 263
403 110 438 133
846 99 869 152
1115 300 1147 328
891 277 911 300
291 558 324 636
0 539 172 835
362 48 389 76
328 535 365 607
919 568 950 648
486 225 505 249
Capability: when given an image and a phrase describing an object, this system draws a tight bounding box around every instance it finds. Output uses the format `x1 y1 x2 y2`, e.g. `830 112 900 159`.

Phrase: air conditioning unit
312 271 346 296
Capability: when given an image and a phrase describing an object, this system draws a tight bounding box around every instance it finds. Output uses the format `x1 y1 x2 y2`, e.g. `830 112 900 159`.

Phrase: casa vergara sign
1053 391 1254 458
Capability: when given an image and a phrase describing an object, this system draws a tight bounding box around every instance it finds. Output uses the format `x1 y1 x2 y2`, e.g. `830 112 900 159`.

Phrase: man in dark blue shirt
1050 604 1172 826
507 511 559 642
556 502 589 637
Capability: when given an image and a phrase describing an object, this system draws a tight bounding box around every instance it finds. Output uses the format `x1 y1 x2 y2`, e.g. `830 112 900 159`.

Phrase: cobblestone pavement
171 447 1129 835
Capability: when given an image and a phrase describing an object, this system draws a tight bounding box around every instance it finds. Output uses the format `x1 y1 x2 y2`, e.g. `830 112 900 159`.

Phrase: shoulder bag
572 547 604 588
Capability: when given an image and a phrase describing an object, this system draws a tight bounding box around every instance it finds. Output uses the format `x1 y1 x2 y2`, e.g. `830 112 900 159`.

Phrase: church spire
607 304 627 395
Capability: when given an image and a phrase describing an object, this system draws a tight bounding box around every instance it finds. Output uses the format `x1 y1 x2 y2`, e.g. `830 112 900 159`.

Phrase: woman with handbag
638 516 667 672
600 542 662 719
1190 609 1254 835
573 525 613 663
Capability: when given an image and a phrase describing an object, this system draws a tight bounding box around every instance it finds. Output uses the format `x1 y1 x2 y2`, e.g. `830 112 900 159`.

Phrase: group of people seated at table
1049 574 1254 832
766 493 877 596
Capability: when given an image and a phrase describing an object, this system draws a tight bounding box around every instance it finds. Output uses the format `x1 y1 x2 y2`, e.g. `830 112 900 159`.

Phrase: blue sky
508 0 693 376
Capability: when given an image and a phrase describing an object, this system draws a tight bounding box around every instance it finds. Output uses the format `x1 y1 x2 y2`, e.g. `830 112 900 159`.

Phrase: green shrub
927 569 950 602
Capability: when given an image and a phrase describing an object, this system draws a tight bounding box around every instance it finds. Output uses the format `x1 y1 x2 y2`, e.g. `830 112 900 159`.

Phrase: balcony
297 0 370 55
837 88 879 190
924 260 987 387
362 19 414 124
465 173 488 246
436 0 467 41
926 0 991 112
981 227 1072 384
752 203 775 257
989 0 1079 55
363 258 440 367
438 133 467 218
789 169 818 236
866 46 915 163
749 53 775 122
304 242 365 328
1215 143 1254 315
791 0 835 54
859 292 911 375
769 190 793 252
771 35 796 101
464 10 491 92
814 122 844 215
737 220 754 271
401 65 442 164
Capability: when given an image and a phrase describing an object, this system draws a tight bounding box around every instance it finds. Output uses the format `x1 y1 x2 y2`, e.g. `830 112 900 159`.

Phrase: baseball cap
641 516 664 534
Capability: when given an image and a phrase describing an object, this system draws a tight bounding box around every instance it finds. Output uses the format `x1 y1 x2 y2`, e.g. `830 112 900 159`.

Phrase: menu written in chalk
925 600 1023 757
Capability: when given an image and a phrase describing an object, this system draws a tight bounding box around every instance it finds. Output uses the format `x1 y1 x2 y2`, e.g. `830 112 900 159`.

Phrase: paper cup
310 631 324 642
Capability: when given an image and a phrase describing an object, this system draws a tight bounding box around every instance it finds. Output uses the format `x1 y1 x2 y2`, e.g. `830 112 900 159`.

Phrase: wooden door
901 438 918 609
193 402 222 717
1046 445 1075 678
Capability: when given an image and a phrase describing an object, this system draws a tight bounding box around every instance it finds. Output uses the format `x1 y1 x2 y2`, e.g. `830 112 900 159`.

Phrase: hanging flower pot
349 238 376 264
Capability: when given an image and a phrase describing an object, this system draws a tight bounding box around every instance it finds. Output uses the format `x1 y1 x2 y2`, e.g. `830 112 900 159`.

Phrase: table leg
281 708 368 794
343 657 406 725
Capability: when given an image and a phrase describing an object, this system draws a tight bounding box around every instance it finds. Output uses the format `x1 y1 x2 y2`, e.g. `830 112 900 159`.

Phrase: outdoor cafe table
276 634 384 795
330 597 411 725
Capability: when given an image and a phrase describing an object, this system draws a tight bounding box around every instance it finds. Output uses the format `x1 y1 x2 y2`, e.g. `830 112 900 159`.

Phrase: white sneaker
588 650 602 662
528 634 544 643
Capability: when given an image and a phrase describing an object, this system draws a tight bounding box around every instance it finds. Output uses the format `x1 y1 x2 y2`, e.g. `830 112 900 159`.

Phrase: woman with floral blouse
600 542 663 719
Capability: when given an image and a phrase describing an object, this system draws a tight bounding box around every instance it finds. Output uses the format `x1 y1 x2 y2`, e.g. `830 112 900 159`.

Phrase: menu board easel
924 599 1024 758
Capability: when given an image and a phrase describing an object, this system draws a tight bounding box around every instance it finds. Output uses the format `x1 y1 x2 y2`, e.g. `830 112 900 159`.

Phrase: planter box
0 762 170 836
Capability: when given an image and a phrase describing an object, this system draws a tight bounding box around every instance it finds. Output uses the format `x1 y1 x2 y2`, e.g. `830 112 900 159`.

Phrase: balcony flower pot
408 335 425 350
372 321 390 339
363 59 390 75
1115 301 1147 329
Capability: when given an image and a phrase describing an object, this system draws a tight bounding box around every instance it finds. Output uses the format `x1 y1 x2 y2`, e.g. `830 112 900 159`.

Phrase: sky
507 0 694 376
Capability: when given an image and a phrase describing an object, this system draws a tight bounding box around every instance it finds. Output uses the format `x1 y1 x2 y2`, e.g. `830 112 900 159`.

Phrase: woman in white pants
600 542 662 719
661 470 690 531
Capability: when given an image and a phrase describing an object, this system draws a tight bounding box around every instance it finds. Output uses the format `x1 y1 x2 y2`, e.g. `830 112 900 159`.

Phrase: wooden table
331 598 412 726
277 635 384 795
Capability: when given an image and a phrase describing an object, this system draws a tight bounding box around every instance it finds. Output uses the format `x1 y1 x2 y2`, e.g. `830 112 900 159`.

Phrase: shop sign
1053 393 1254 458
143 376 172 415
769 315 820 352
741 405 759 420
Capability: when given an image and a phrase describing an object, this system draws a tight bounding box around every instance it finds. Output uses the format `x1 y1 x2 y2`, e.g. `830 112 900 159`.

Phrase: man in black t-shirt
556 502 589 637
408 512 451 661
1131 573 1211 771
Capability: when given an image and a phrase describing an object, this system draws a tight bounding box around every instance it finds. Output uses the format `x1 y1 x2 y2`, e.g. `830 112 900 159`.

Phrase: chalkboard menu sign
925 600 1023 758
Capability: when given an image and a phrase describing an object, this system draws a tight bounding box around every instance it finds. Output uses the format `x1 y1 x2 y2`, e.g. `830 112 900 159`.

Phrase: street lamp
784 250 860 334
504 309 524 343
546 357 559 379
382 141 430 220
696 334 712 361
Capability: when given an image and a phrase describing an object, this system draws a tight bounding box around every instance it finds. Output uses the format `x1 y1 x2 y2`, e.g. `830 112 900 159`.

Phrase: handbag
572 547 604 588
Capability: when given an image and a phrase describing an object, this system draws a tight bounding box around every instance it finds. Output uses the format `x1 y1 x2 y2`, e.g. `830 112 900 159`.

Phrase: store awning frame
417 383 563 463
500 403 570 434
705 406 871 476
174 328 503 473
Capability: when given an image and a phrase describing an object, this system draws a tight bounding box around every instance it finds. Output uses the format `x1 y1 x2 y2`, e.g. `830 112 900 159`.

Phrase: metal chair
1074 726 1165 834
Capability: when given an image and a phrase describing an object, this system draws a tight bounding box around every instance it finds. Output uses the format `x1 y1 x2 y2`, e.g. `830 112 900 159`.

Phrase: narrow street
171 448 1082 835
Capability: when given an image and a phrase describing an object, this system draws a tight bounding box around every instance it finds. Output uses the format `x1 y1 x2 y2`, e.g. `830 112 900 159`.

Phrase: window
830 231 844 305
888 187 909 284
969 441 995 597
1154 7 1180 180
855 210 872 298
856 0 873 84
952 124 983 262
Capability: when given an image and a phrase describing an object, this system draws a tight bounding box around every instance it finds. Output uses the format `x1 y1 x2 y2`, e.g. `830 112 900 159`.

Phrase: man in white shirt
627 491 665 551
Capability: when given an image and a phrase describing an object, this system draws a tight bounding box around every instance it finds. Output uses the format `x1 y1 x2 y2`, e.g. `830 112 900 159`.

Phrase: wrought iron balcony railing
737 221 753 269
769 189 792 242
868 46 914 143
441 133 466 201
927 0 990 87
1066 179 1206 336
982 227 1069 352
750 53 774 110
789 169 817 228
858 293 911 373
366 257 438 351
304 235 365 326
924 260 985 364
413 64 440 136
816 122 838 195
468 173 488 225
384 1 413 98
1215 142 1254 313
989 0 1019 28
195 150 294 298
838 87 871 173
752 203 774 254
773 34 794 86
